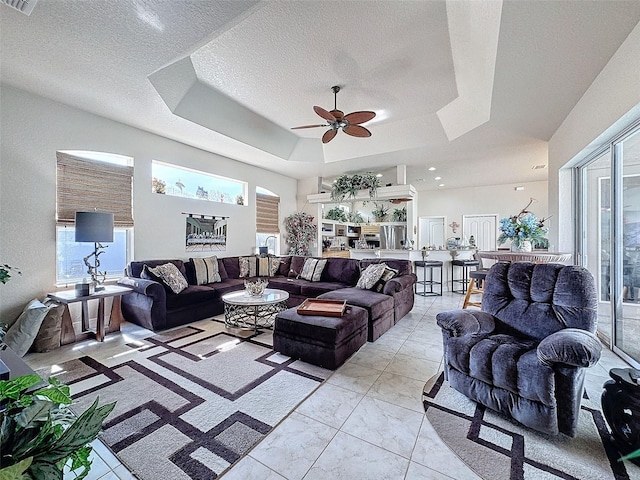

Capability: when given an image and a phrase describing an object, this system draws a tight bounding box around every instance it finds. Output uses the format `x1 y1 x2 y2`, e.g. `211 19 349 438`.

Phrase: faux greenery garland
284 212 317 256
330 173 381 201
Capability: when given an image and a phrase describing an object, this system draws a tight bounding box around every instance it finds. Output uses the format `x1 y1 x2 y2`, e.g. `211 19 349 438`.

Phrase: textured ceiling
1 0 640 191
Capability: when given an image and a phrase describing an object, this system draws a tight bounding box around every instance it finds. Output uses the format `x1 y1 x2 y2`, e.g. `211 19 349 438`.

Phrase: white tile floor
23 291 630 480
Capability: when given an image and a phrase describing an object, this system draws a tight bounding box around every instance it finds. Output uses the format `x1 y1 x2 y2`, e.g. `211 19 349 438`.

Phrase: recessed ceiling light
376 173 383 178
514 186 525 191
434 176 442 180
428 167 436 171
415 177 425 182
438 183 445 187
532 164 546 170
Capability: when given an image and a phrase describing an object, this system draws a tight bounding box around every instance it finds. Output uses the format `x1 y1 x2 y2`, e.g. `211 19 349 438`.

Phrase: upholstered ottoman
317 288 395 341
273 305 368 370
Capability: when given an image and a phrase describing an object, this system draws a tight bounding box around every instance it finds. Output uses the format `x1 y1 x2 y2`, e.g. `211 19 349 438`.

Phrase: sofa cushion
256 256 280 277
217 258 229 280
321 257 360 285
288 256 306 278
360 258 412 276
222 257 240 279
206 278 246 297
144 263 188 294
165 285 217 309
129 259 185 279
300 281 351 298
267 277 304 296
277 256 292 276
275 306 368 346
300 258 327 282
239 256 258 277
190 256 222 285
356 263 386 289
318 288 394 321
373 264 399 293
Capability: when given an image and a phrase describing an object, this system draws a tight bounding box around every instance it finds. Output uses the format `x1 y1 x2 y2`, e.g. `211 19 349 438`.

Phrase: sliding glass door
617 129 640 363
577 124 640 367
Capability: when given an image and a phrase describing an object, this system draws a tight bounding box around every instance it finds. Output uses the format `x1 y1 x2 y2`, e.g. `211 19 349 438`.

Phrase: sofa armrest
436 310 496 337
118 276 166 304
537 328 602 368
383 273 417 294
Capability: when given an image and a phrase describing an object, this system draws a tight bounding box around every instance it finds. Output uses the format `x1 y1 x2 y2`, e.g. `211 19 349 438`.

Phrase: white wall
415 181 548 245
548 21 640 251
0 86 297 321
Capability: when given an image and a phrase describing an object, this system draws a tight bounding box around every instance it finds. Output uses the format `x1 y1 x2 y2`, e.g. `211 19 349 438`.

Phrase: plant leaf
0 457 33 480
32 398 115 465
34 382 72 406
15 399 53 429
27 460 63 480
619 447 640 462
0 375 43 401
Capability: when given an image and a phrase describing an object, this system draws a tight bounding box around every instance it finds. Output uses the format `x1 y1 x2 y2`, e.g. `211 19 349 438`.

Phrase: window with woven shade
55 151 133 284
256 192 280 234
56 151 133 227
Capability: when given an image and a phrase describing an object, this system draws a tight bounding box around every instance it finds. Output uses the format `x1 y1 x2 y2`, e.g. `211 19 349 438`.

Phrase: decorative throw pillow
190 256 221 285
288 256 306 278
148 263 188 294
256 256 281 277
239 256 257 277
4 299 50 356
373 264 399 293
31 299 65 353
277 256 292 276
299 258 327 282
356 263 387 290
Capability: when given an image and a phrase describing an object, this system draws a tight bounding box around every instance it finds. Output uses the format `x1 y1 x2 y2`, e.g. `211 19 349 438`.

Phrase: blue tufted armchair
436 262 602 437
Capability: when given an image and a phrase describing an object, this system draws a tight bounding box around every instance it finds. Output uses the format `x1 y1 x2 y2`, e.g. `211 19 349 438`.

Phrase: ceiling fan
291 86 376 143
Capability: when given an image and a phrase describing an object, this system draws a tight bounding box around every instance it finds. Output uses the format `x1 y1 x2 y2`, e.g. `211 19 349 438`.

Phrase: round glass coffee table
221 288 290 332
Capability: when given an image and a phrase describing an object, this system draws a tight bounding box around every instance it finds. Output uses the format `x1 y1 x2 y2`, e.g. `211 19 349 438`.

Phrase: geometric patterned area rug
37 322 331 479
423 373 640 480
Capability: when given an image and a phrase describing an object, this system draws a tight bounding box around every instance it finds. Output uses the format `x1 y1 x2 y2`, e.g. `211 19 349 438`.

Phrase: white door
463 214 498 250
419 216 446 249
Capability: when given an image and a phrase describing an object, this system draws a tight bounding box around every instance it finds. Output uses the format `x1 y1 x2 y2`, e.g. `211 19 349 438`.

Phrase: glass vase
511 240 532 253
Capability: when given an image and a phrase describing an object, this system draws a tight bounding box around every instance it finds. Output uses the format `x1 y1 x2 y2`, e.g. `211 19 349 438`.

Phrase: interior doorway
462 214 498 250
418 216 446 249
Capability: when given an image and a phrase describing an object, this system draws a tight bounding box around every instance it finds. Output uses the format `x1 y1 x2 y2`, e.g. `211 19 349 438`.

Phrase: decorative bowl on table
244 278 268 296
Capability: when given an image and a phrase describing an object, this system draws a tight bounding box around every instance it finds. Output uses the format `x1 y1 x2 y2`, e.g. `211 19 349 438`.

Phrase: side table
47 285 133 343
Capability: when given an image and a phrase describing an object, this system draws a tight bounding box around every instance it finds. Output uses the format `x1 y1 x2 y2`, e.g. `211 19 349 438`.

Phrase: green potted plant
347 211 364 223
330 173 380 201
371 202 390 222
392 207 407 222
325 207 348 222
0 373 116 480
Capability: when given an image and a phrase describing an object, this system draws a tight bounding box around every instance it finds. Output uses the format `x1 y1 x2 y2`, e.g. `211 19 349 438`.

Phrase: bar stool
462 269 487 309
451 259 479 293
414 260 443 296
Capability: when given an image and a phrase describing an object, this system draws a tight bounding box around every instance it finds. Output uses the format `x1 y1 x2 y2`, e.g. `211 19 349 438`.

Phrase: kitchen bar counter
349 249 476 292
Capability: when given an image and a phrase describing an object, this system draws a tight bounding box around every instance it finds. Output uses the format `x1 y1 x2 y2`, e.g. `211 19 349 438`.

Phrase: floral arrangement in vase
284 212 317 256
498 198 549 252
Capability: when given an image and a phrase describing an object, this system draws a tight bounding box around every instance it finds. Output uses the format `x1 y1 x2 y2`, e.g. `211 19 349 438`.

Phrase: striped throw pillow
299 258 327 282
191 256 221 285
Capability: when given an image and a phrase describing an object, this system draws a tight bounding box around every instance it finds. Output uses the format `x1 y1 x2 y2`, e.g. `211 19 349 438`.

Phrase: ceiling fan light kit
292 86 376 143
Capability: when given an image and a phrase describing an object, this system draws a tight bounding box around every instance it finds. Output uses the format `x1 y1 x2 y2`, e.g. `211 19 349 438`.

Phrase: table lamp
75 211 114 292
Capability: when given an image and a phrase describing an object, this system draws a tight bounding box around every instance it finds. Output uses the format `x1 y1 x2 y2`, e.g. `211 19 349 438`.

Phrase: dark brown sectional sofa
118 255 416 341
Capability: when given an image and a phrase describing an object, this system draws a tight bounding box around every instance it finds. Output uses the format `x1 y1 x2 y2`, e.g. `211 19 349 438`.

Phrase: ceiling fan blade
343 124 372 138
291 124 327 130
344 111 376 125
314 106 337 122
322 129 338 143
329 109 345 121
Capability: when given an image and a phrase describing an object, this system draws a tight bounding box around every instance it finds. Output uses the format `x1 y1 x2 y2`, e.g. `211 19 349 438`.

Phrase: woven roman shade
56 152 134 227
256 193 280 233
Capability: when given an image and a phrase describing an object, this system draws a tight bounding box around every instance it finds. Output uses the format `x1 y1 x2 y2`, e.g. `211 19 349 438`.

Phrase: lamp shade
75 212 114 243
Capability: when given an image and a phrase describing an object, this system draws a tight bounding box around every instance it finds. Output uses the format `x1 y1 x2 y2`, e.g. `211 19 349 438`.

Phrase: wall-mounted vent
2 0 38 15
532 164 547 170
